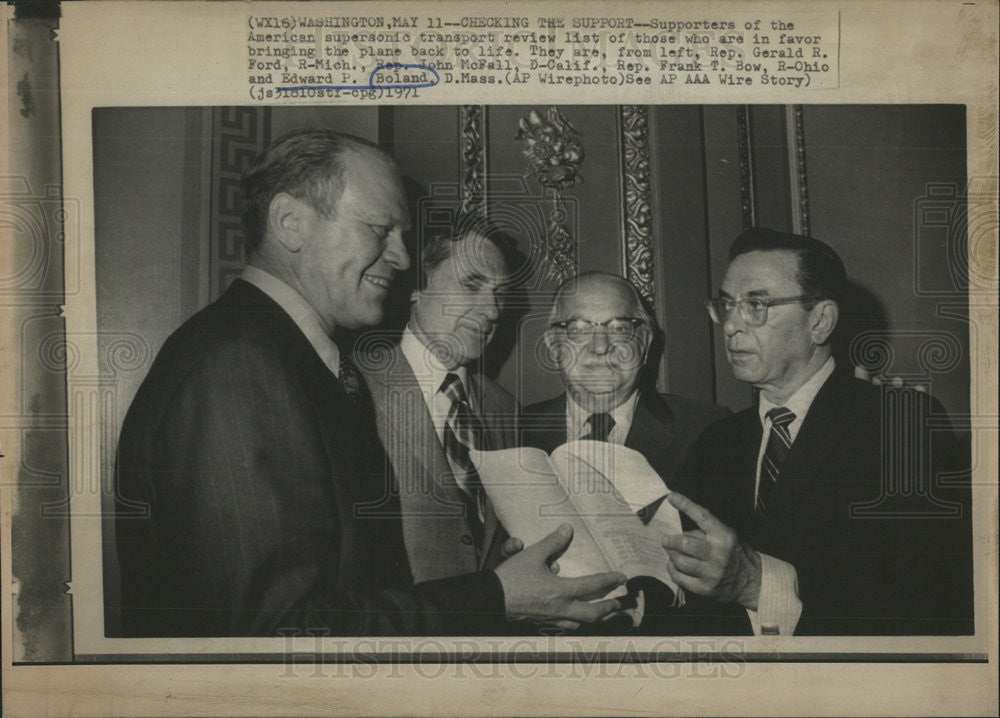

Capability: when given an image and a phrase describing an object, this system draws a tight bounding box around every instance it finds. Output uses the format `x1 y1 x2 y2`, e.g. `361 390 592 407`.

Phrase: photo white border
3 0 997 715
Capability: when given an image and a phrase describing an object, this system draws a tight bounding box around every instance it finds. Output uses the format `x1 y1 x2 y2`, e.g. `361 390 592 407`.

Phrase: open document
472 441 683 595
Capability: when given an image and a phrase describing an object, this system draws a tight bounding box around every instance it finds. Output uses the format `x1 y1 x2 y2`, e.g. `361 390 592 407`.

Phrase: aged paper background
2 0 997 715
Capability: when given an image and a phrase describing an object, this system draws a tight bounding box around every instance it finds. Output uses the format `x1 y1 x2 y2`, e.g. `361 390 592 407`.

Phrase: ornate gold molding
786 104 812 236
619 105 655 306
736 104 757 230
459 105 487 215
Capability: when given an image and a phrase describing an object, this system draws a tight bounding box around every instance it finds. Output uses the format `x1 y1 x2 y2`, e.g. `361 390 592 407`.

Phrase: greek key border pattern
211 107 269 299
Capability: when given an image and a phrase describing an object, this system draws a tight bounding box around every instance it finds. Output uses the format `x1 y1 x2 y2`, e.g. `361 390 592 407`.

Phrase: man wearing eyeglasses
520 271 730 632
522 270 729 505
662 227 972 635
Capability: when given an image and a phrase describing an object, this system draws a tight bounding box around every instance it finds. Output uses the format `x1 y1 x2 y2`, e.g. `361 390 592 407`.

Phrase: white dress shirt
241 266 341 377
747 355 836 636
399 324 471 454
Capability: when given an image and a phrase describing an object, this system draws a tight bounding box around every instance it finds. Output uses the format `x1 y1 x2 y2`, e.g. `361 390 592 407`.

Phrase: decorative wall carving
787 104 812 236
618 105 655 306
459 105 487 216
516 107 584 283
736 104 757 230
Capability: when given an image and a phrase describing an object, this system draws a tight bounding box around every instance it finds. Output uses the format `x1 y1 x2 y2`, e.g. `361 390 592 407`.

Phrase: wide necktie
338 354 369 413
584 412 616 442
439 372 487 551
756 407 796 517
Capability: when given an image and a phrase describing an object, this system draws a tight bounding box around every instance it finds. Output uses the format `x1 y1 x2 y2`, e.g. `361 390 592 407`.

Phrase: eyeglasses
549 317 646 344
705 295 818 327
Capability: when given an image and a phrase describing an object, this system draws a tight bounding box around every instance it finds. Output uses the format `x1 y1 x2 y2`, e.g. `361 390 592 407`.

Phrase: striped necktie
756 407 796 517
439 372 486 550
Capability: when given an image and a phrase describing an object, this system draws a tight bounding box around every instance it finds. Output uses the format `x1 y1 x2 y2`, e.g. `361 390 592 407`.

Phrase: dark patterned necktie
439 372 486 550
756 407 796 517
338 354 369 413
584 412 616 442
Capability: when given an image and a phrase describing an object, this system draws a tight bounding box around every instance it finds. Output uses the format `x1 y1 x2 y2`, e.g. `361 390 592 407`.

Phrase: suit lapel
757 373 849 532
465 373 504 570
467 373 496 450
253 287 363 492
367 347 499 575
625 390 684 483
713 409 763 534
521 395 568 453
368 347 450 485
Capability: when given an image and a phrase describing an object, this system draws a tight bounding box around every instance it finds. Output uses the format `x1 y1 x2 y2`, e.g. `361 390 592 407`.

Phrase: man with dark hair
360 217 521 582
114 129 626 637
662 227 973 635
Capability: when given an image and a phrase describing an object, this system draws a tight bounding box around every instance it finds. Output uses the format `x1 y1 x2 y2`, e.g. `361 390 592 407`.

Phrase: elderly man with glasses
663 227 973 636
520 271 730 632
523 271 729 478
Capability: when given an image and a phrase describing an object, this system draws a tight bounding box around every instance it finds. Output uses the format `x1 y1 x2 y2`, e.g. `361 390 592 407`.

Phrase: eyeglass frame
705 295 821 327
547 316 648 344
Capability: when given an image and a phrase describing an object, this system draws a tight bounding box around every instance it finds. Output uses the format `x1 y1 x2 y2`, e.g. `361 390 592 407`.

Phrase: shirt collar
400 324 469 400
241 265 340 377
758 355 836 434
566 388 641 442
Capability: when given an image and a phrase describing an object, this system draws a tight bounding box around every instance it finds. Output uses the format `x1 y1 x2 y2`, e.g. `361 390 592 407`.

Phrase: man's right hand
493 524 626 624
661 492 762 610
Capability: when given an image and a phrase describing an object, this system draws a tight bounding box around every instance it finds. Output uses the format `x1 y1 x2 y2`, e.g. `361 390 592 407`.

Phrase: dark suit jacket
678 370 974 635
115 279 503 637
520 389 731 482
361 344 518 582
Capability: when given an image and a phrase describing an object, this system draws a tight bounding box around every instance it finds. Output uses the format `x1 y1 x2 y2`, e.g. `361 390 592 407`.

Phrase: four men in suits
662 228 973 635
114 126 973 638
360 221 519 582
114 130 626 637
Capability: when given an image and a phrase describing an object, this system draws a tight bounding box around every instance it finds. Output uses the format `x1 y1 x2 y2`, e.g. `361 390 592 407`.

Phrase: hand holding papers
493 524 627 625
472 441 682 602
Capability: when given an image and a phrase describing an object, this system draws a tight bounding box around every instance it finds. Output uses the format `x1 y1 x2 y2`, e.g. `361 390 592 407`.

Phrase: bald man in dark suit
521 272 732 633
521 272 729 514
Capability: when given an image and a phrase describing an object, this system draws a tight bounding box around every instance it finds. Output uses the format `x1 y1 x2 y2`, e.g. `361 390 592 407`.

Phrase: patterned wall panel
210 107 270 299
786 104 812 236
618 105 655 306
459 105 487 216
736 104 757 230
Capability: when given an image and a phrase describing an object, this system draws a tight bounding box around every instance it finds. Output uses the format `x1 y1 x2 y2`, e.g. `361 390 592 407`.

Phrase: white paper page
471 447 613 579
555 440 683 538
550 450 677 592
555 440 669 510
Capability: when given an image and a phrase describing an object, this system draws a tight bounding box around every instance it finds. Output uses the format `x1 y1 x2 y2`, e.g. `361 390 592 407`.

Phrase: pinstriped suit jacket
360 344 518 582
678 372 974 635
114 280 503 637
